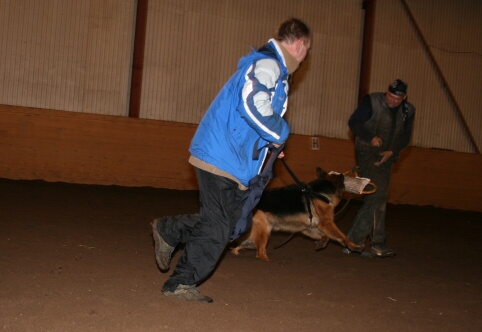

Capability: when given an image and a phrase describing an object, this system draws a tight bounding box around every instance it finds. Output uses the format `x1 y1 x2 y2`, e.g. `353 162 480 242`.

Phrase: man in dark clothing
343 79 415 258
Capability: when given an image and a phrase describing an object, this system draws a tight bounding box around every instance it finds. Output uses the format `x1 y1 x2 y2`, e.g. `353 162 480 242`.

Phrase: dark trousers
158 167 246 292
347 149 393 246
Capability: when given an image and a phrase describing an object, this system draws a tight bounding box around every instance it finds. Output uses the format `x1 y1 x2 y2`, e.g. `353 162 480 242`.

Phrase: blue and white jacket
189 39 291 187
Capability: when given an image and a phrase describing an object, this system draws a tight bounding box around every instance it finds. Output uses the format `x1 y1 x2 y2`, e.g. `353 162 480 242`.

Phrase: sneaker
341 247 372 258
151 218 175 272
163 284 213 303
370 245 396 258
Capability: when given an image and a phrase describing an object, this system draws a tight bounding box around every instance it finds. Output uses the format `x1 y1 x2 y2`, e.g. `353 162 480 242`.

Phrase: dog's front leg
313 203 365 251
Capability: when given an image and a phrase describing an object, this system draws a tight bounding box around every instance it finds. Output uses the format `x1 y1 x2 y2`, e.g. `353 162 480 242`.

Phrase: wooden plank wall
1 105 481 212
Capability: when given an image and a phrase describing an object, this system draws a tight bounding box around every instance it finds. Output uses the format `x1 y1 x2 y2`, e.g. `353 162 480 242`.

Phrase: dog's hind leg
231 211 272 261
254 231 271 262
251 212 272 261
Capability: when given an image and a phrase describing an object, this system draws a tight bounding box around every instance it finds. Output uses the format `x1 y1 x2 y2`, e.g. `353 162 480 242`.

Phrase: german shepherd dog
231 168 364 261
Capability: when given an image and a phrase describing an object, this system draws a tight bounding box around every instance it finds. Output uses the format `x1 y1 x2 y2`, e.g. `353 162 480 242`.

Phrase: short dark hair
274 18 311 44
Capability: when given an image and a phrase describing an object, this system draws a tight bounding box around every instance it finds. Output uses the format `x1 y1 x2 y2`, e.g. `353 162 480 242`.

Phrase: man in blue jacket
152 18 312 303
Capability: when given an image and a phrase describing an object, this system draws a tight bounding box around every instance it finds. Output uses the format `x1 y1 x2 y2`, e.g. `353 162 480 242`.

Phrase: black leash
280 159 330 204
351 146 381 174
279 159 329 226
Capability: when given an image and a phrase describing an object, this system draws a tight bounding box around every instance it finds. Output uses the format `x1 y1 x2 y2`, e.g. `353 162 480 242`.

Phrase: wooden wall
1 105 481 212
2 1 481 154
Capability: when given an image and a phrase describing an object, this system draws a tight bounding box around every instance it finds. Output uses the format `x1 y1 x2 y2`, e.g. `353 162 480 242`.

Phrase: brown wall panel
0 105 198 190
1 105 481 212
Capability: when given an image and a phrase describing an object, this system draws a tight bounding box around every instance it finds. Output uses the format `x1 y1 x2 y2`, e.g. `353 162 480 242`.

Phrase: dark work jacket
349 93 415 162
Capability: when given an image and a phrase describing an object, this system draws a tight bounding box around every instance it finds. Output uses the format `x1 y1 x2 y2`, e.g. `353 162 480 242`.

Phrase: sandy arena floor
1 178 481 331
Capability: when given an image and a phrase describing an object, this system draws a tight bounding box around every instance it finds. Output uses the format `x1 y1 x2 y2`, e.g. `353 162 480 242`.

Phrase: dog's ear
316 167 327 179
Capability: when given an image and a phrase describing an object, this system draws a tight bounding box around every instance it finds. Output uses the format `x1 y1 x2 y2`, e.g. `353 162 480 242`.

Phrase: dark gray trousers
158 167 246 292
347 150 393 246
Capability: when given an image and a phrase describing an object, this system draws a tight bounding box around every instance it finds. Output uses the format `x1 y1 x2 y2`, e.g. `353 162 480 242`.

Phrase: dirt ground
1 178 481 332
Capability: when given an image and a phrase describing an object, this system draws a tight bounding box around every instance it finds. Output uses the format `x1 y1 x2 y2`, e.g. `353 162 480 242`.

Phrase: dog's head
308 167 345 206
316 167 345 190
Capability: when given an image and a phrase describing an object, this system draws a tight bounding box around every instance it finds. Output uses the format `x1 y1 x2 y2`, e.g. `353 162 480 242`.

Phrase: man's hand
371 136 383 148
374 151 393 166
272 143 285 158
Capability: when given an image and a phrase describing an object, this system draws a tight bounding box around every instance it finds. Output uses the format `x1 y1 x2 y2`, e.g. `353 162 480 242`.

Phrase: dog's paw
314 236 330 251
230 248 241 255
256 254 271 262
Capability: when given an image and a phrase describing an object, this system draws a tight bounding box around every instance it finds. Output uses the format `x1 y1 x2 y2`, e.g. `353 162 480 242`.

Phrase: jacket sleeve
238 58 290 144
391 104 415 157
348 95 376 143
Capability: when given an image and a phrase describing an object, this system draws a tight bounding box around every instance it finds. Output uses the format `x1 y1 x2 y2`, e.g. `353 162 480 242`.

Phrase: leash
351 146 381 174
279 159 330 225
280 159 330 205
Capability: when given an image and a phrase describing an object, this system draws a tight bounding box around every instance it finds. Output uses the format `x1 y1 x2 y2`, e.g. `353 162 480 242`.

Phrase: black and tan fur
231 168 364 261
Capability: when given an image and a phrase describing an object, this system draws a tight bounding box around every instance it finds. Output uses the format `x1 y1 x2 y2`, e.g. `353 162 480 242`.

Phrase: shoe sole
152 219 171 272
342 248 372 258
163 290 213 303
371 251 396 258
371 248 396 258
